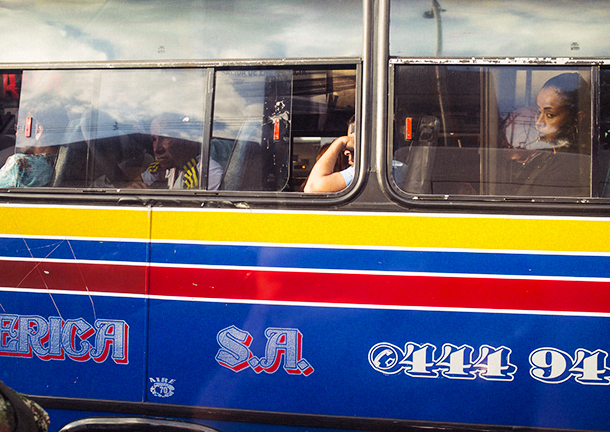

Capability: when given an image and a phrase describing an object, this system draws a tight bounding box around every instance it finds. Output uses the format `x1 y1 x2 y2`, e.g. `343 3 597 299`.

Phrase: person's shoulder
0 385 49 432
339 165 355 186
0 394 17 432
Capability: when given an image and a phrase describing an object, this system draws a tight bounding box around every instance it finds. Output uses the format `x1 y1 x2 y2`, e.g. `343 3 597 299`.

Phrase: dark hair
541 73 590 118
540 73 591 149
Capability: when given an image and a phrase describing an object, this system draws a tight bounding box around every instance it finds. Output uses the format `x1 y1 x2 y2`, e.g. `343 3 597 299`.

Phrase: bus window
8 69 210 190
213 67 357 192
291 69 356 192
392 65 593 198
212 70 293 191
0 66 357 192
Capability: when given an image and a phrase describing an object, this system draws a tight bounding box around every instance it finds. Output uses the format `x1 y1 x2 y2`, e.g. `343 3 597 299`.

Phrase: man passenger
304 115 355 193
134 113 223 190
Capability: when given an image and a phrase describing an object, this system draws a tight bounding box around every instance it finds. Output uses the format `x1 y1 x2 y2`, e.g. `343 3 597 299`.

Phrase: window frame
0 59 366 207
384 57 610 210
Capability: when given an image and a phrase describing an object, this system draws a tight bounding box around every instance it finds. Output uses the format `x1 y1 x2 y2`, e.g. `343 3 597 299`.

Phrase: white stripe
0 234 146 243
148 295 610 318
7 233 609 257
0 287 147 299
1 287 606 318
150 206 610 223
0 257 605 282
0 256 147 266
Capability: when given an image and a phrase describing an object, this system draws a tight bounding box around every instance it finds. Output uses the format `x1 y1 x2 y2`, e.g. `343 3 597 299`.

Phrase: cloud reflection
0 0 362 62
16 69 208 147
392 0 610 57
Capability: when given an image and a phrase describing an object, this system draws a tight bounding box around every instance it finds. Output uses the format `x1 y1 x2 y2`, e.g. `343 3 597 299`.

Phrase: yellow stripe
151 210 610 253
1 205 608 254
0 205 150 239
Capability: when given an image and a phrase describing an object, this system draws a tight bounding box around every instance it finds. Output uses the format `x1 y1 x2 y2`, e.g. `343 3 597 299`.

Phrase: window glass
392 66 593 198
599 68 610 198
213 68 357 192
9 69 209 189
212 70 292 191
0 74 20 171
0 0 362 62
291 69 357 192
0 66 357 193
391 0 610 58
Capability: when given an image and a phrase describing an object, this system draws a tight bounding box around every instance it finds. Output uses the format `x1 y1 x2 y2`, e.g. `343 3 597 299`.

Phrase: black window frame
384 58 610 210
0 61 365 207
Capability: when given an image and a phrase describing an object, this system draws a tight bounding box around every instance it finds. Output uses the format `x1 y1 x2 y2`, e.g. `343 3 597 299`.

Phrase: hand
343 135 355 165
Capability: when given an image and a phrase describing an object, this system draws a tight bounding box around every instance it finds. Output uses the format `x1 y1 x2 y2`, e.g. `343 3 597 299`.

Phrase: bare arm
304 136 354 193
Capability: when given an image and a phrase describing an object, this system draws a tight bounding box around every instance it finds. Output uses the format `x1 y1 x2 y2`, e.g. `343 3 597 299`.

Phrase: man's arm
304 136 354 193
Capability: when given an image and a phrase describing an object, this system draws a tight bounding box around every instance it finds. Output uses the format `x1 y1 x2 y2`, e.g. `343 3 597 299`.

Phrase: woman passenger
532 72 590 152
502 73 591 196
0 107 68 188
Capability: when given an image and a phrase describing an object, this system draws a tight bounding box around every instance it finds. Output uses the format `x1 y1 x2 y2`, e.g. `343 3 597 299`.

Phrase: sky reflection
391 0 610 57
0 0 362 62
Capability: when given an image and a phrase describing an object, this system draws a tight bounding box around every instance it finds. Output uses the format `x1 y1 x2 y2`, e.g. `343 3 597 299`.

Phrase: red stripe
4 260 608 314
150 267 610 314
0 261 146 294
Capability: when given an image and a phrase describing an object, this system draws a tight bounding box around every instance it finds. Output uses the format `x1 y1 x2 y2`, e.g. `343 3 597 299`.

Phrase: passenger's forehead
150 120 169 136
537 87 567 108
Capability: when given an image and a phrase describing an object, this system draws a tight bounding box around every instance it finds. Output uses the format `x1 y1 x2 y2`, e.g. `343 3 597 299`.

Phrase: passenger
0 107 68 188
533 73 590 151
504 72 590 152
299 140 351 192
132 113 223 190
304 115 355 193
501 73 591 196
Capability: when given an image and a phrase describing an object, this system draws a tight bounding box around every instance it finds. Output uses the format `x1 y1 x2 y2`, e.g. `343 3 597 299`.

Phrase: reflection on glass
600 69 610 197
0 0 362 62
0 66 358 193
211 68 357 192
212 70 293 191
392 65 593 197
391 0 610 58
10 69 210 189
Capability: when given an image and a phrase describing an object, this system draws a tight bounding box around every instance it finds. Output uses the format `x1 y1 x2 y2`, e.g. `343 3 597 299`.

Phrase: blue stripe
150 243 610 279
2 237 608 279
0 237 147 263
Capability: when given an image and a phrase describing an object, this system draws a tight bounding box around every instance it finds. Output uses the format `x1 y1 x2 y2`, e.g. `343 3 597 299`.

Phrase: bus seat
398 116 440 194
399 145 436 194
210 138 234 171
220 139 262 191
220 119 263 191
50 141 89 187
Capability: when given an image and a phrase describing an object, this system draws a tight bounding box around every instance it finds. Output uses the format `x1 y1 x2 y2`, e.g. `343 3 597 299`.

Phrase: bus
1 0 610 431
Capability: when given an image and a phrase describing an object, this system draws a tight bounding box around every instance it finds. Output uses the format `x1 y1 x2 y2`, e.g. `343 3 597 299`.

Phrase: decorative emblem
149 377 176 397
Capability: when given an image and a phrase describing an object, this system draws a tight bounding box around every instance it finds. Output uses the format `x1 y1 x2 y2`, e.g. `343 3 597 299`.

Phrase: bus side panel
147 209 610 431
0 291 147 401
0 205 150 403
146 299 610 431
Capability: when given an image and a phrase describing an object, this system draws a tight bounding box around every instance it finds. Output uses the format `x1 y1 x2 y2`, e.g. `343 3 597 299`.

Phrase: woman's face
535 86 572 142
